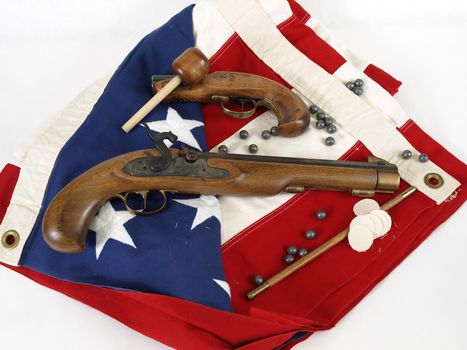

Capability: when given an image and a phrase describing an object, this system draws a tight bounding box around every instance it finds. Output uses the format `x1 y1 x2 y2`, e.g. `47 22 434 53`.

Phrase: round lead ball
315 210 327 220
261 130 271 140
218 145 228 153
239 130 249 139
305 229 316 240
327 124 337 134
298 248 309 257
316 111 326 120
270 126 279 136
248 144 258 153
253 275 264 286
316 120 326 129
286 245 298 255
401 150 412 159
354 79 364 87
284 254 295 265
419 153 429 163
346 81 355 90
353 87 364 96
309 104 319 114
325 136 335 146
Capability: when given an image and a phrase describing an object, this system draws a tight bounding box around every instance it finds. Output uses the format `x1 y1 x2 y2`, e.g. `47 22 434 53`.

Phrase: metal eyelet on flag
424 173 444 189
2 230 20 249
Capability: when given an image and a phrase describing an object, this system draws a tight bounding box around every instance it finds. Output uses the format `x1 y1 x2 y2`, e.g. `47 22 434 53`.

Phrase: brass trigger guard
113 190 168 216
212 95 259 119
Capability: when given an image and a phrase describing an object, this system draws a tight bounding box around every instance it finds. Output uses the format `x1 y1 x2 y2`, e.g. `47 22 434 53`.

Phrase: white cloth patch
353 198 380 216
348 198 394 251
370 210 392 237
348 225 374 252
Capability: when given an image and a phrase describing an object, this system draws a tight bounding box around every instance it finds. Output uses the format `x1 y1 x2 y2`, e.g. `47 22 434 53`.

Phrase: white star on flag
173 195 222 230
144 106 204 150
89 202 137 259
213 279 231 298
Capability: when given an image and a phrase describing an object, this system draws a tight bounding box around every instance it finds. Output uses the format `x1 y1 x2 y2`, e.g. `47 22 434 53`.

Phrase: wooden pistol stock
152 72 310 137
42 143 400 254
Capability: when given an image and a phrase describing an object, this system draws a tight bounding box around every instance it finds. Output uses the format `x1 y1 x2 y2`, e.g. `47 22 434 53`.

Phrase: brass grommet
424 173 444 189
2 230 20 249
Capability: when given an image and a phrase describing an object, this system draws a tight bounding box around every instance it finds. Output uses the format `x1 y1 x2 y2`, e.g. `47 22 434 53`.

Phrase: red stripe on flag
364 64 402 96
0 164 20 225
287 0 311 22
221 119 466 323
1 262 323 349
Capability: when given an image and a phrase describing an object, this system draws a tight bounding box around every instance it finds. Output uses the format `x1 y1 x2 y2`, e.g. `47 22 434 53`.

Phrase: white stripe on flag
210 0 460 204
0 76 111 265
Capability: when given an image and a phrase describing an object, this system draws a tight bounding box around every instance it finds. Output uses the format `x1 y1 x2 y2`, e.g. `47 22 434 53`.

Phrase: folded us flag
0 1 464 349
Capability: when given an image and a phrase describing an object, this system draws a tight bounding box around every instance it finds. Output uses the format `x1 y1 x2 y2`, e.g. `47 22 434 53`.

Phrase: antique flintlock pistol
152 72 310 137
42 124 400 254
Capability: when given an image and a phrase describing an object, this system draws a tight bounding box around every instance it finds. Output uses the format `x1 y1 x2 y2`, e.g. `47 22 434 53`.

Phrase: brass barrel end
376 168 400 192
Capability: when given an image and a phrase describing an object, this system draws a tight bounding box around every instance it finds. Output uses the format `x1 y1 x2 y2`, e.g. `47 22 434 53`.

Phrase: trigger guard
114 190 168 216
212 95 258 119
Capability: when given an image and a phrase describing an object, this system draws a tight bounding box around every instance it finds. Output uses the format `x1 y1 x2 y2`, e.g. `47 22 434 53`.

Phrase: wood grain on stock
152 72 310 137
42 150 389 254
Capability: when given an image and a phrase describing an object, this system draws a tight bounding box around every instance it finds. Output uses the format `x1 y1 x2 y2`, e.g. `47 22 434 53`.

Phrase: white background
0 0 466 349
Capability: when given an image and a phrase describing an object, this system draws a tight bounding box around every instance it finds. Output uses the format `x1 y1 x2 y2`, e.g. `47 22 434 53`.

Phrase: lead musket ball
419 153 429 163
354 79 364 87
309 104 319 114
316 120 326 129
261 130 272 140
346 81 355 90
324 117 333 126
248 144 258 153
284 254 295 265
305 230 316 240
316 111 326 120
298 248 309 257
315 210 327 220
401 150 412 159
218 145 228 153
325 136 335 146
286 245 298 255
353 87 364 96
253 275 264 286
239 130 249 139
270 126 279 136
327 124 337 134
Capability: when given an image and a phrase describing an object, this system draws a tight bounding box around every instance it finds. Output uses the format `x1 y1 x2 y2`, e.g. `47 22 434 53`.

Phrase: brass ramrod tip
247 282 270 300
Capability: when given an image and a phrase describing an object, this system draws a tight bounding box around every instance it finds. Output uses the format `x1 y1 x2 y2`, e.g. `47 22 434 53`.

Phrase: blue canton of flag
19 5 232 312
